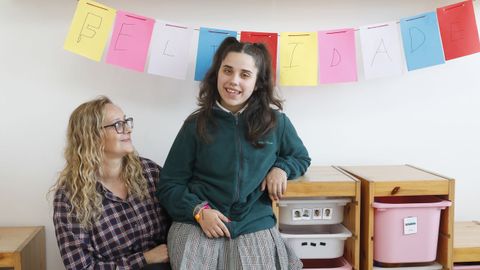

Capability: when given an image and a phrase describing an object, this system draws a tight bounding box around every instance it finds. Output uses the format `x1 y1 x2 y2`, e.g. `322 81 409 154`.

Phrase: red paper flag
240 31 278 83
437 0 480 60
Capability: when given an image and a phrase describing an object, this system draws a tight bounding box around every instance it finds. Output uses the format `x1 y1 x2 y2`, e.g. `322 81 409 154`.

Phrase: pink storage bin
454 265 480 270
372 196 451 264
302 257 352 269
373 262 442 269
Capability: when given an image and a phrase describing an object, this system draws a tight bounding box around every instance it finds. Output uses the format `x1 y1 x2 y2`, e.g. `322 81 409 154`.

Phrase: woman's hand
143 244 169 264
261 167 287 201
197 208 231 238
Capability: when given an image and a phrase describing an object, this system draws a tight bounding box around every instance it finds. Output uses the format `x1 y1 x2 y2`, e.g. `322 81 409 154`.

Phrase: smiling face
216 52 258 113
102 103 134 160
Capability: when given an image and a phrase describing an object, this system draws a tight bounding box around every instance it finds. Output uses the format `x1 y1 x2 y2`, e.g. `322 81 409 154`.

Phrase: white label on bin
301 208 312 220
313 208 323 219
323 208 333 220
292 208 302 221
404 216 417 235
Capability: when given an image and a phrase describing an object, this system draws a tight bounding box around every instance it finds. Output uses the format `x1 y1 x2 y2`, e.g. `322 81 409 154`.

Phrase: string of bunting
65 0 480 86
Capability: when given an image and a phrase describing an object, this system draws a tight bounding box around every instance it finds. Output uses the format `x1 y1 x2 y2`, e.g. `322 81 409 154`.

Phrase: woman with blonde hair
52 96 170 269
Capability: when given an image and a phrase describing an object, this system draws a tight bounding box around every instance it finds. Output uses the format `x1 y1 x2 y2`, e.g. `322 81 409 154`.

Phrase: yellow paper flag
64 0 116 61
279 32 318 86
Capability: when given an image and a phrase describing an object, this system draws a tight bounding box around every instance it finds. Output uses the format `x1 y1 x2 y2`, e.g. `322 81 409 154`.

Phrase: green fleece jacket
158 107 311 238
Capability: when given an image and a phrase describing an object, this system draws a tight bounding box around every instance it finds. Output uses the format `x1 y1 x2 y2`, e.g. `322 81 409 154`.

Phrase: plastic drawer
278 197 350 225
280 224 352 259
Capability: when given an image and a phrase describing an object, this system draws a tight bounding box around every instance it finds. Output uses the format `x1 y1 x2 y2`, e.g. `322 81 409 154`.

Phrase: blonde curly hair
51 96 149 229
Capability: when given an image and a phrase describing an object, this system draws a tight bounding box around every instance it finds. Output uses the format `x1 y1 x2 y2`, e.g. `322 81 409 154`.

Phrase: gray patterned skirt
167 222 302 270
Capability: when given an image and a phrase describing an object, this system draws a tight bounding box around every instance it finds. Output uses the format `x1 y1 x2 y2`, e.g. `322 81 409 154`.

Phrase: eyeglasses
102 117 134 134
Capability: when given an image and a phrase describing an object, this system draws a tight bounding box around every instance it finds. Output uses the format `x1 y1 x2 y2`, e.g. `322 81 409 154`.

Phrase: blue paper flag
400 12 445 71
194 27 237 81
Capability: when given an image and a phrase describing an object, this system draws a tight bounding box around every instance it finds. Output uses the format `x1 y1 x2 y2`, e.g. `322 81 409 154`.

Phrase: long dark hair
188 37 283 148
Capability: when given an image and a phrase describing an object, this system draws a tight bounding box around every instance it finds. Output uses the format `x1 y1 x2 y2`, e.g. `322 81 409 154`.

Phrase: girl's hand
261 167 287 201
197 208 231 238
143 244 169 264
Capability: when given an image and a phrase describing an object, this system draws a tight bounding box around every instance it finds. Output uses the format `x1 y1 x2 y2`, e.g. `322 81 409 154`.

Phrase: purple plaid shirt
53 157 170 270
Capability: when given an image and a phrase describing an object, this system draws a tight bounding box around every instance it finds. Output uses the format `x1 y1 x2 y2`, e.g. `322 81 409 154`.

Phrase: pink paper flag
106 11 155 72
318 28 357 83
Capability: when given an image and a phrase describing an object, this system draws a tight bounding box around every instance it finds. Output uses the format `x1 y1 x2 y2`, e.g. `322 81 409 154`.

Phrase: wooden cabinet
0 226 45 270
453 221 480 264
339 165 455 270
274 166 361 270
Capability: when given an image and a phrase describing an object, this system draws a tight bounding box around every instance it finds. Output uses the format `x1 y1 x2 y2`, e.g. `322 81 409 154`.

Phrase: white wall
1 0 479 268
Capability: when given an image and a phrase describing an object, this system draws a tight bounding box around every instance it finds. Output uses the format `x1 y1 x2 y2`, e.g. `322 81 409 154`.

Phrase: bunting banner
147 21 194 80
437 0 480 60
279 32 318 86
64 0 480 86
105 11 155 72
240 31 278 82
194 27 237 81
400 12 445 71
318 28 357 84
359 22 404 80
64 0 116 61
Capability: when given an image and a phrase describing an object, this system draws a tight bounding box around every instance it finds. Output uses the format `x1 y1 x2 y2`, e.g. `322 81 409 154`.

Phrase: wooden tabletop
340 165 450 182
453 221 480 262
0 226 43 253
290 166 357 182
285 166 358 197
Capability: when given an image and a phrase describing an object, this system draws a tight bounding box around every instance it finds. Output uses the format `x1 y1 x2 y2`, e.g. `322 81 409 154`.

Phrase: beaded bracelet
194 203 210 222
193 201 209 217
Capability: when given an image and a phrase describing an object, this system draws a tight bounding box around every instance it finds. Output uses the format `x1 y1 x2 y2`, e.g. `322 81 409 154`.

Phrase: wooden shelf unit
274 166 361 270
0 226 46 270
339 165 455 270
453 221 480 264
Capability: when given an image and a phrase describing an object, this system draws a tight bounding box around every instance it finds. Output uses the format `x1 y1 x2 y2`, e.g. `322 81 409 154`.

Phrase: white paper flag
359 22 404 80
147 21 194 80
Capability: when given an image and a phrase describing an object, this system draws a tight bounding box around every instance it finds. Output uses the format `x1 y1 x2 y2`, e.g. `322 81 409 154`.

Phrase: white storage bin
373 262 443 270
302 257 352 269
277 197 350 225
280 224 352 259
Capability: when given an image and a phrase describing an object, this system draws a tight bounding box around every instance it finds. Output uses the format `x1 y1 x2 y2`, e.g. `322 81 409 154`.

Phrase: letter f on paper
77 13 102 43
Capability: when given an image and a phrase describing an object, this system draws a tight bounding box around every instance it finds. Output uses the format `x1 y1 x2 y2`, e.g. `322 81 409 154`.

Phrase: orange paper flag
240 31 278 82
437 0 480 60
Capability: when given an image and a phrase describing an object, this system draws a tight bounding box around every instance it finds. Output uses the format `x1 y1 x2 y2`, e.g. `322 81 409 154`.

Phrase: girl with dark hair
158 37 310 269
